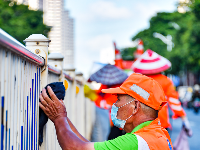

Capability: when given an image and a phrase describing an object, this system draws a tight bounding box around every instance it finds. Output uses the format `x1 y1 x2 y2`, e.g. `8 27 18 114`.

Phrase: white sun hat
131 49 171 75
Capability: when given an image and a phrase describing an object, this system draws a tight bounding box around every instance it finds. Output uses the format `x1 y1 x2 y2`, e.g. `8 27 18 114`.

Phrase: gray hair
126 95 158 119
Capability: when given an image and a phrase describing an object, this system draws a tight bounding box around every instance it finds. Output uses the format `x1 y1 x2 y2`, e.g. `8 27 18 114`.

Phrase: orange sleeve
165 78 186 118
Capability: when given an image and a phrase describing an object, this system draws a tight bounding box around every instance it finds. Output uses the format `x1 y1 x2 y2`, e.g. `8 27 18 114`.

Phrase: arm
165 78 192 136
165 79 186 118
54 117 94 150
39 86 95 150
66 117 88 142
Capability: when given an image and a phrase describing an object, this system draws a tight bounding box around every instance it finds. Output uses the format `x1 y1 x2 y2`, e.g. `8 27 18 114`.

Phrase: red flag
114 42 123 69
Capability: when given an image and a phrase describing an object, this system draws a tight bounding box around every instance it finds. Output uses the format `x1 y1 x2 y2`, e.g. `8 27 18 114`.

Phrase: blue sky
64 0 179 78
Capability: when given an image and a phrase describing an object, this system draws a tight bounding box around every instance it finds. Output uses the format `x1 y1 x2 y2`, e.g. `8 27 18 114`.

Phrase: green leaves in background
121 0 200 75
0 0 50 44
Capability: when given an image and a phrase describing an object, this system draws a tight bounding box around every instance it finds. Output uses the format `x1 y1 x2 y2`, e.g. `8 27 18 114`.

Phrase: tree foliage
122 0 200 75
121 47 136 60
0 0 50 44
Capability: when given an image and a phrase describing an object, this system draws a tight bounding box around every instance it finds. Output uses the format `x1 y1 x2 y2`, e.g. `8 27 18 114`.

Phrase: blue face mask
111 100 134 129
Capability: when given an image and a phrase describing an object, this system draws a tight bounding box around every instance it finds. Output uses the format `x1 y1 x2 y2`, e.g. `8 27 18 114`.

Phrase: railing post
63 67 76 126
48 53 64 149
48 53 64 81
75 73 85 137
24 34 50 150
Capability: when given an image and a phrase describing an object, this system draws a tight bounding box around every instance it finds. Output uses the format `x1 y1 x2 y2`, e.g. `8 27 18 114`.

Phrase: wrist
53 116 68 126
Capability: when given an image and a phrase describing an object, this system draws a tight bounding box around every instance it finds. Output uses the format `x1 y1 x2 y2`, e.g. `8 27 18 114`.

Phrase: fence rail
0 29 44 66
0 29 95 150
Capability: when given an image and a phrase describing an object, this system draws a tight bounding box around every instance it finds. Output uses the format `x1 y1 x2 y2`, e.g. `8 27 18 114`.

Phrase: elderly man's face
115 94 134 122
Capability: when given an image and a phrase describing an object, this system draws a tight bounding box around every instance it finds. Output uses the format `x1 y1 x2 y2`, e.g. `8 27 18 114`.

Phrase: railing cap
64 68 76 71
48 53 64 60
24 34 51 42
76 72 83 76
64 65 75 71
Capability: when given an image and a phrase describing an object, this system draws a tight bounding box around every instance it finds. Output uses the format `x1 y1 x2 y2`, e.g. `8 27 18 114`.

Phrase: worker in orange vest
39 73 173 150
132 49 192 136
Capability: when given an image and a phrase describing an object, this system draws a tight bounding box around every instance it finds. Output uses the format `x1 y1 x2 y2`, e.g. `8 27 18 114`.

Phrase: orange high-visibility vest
134 118 173 150
147 74 186 128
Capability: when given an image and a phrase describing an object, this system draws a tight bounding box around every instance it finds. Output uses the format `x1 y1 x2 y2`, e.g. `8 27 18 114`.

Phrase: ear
132 100 140 115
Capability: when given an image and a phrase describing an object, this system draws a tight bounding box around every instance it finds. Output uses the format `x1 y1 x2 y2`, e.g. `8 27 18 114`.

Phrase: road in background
171 108 200 150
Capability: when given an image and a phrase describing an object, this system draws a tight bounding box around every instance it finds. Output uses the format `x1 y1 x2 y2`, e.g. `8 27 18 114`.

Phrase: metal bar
63 72 73 82
0 49 2 148
10 54 15 150
47 64 61 75
17 57 22 150
0 50 5 150
63 72 82 85
0 29 44 66
13 56 17 150
36 67 39 150
20 59 25 150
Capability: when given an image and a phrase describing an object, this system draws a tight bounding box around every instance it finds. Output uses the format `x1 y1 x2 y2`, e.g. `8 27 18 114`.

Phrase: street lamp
153 32 174 51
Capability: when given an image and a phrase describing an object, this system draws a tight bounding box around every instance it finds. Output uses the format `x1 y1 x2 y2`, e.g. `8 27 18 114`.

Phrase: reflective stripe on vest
135 135 150 150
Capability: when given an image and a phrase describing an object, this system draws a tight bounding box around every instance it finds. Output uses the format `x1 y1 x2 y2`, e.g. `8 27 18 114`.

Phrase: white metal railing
0 29 95 150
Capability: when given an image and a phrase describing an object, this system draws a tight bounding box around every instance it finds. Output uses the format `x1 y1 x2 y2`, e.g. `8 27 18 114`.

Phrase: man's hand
39 86 67 123
39 86 95 150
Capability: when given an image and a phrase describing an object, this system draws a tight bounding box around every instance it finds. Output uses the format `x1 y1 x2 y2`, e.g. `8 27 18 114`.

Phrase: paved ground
170 108 200 150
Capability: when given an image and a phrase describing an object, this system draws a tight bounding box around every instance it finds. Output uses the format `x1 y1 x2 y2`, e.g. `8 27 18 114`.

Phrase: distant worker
191 84 200 113
39 73 173 150
134 39 144 60
132 49 192 136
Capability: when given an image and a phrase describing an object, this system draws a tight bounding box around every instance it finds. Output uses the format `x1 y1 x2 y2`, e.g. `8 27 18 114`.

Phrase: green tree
185 0 200 73
121 47 136 60
0 0 50 44
121 0 200 75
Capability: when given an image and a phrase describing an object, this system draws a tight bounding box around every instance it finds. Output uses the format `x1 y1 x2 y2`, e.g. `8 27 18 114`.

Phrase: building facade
15 0 74 67
61 10 74 67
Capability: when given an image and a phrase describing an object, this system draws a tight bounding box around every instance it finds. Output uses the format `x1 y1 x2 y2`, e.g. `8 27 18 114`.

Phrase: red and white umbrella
131 49 171 75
